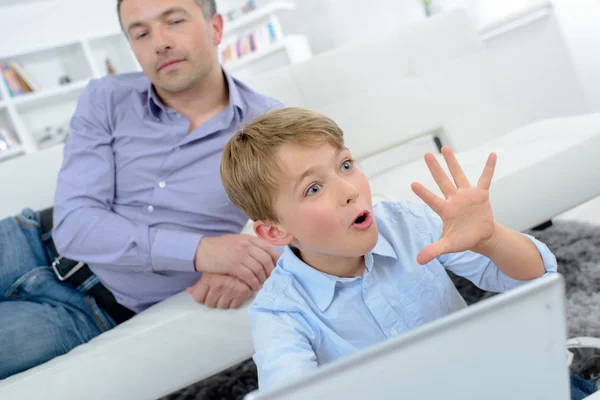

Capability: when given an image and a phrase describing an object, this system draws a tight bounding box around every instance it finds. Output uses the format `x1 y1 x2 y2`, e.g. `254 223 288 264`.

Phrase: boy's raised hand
411 146 498 265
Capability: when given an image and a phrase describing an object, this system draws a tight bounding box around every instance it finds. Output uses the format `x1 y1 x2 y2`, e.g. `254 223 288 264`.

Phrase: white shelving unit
223 1 295 35
0 31 139 162
220 0 312 80
0 1 311 163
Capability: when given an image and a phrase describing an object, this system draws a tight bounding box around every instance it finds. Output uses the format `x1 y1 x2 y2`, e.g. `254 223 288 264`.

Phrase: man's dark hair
117 0 217 26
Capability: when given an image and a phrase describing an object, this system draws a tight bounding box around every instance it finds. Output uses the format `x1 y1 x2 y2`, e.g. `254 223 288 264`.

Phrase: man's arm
54 80 278 288
53 80 200 273
250 308 318 390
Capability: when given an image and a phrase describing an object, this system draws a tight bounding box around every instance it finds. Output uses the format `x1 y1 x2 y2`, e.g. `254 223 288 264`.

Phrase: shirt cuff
523 233 558 276
150 229 203 272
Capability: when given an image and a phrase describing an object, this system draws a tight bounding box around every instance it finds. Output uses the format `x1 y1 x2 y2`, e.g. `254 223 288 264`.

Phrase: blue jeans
0 209 117 380
571 372 598 400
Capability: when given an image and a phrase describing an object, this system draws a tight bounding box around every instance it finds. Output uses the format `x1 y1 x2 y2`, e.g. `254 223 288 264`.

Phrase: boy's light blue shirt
249 200 558 390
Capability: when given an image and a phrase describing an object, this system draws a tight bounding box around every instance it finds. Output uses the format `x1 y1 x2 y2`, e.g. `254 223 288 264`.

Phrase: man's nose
153 27 173 54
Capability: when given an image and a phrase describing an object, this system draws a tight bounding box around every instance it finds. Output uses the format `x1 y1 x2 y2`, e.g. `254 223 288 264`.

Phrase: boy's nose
344 187 359 205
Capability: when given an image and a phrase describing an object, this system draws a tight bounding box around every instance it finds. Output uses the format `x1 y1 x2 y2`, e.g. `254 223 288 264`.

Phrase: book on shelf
221 21 279 65
0 62 39 97
0 126 19 148
10 62 40 91
225 0 257 23
1 63 24 97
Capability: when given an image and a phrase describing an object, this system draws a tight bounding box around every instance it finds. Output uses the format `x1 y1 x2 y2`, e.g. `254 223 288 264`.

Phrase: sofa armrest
0 291 254 400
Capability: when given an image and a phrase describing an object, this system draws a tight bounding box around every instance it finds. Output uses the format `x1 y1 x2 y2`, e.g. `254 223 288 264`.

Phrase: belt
39 208 135 324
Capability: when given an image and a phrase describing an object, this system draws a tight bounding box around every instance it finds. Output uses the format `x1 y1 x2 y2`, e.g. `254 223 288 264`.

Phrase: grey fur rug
161 220 600 400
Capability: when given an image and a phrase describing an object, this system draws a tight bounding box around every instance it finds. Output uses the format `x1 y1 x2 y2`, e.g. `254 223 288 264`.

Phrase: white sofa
2 8 600 400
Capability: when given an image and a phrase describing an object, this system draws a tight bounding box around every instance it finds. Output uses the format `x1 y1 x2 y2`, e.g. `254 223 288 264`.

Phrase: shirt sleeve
408 201 558 292
250 308 318 391
52 80 200 273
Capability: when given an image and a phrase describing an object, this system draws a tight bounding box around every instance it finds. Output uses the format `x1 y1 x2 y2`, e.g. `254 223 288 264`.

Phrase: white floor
556 196 600 226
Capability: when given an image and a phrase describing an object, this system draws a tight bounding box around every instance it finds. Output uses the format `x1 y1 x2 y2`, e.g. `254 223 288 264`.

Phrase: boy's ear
254 220 294 247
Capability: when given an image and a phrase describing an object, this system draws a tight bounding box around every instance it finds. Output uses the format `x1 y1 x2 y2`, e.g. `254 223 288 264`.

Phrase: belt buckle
51 256 85 282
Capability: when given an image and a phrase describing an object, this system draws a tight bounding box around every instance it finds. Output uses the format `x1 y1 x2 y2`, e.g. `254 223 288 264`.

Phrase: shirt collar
225 69 246 120
281 246 338 313
146 68 246 120
281 233 398 312
364 232 398 272
147 84 164 119
371 232 398 259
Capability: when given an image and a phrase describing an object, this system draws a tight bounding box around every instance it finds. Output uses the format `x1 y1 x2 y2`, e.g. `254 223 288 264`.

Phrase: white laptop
245 273 569 400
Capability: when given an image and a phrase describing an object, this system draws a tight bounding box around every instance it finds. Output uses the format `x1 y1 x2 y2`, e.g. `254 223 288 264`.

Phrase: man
0 0 280 379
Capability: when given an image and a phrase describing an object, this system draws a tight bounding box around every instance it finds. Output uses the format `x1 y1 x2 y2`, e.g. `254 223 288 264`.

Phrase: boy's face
257 142 379 261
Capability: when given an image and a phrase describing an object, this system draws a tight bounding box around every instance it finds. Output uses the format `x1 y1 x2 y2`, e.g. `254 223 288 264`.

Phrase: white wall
439 0 600 112
0 0 121 59
3 0 598 112
221 0 426 55
551 0 600 112
1 0 425 62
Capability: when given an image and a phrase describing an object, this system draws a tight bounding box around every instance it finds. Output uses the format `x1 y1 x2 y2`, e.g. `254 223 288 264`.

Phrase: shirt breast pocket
397 264 449 327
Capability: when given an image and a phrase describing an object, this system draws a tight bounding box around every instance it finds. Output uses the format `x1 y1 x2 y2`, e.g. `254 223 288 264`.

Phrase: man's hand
186 272 252 309
194 234 279 291
411 146 498 265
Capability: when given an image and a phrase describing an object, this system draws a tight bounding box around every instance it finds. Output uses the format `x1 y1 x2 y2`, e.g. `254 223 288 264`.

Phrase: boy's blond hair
221 107 345 222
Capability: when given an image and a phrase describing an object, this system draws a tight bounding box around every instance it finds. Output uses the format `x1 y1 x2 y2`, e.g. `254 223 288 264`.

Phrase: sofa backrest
0 144 64 219
243 9 521 159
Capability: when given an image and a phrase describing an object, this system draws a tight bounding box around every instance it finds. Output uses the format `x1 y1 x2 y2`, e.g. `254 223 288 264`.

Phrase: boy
220 108 594 397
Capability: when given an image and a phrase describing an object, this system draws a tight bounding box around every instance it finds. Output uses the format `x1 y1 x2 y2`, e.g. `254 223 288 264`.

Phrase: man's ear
254 220 294 247
210 13 224 46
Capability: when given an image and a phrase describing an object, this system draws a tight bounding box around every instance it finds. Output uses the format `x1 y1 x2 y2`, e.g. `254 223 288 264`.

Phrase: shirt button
158 181 166 189
174 146 181 152
391 328 399 337
176 113 182 119
147 205 154 213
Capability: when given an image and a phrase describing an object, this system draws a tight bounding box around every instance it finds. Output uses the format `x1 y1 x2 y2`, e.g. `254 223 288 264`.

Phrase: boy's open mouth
351 211 373 230
354 213 367 224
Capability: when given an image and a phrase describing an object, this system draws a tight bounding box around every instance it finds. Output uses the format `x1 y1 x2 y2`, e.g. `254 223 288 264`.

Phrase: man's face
272 142 379 261
120 0 222 93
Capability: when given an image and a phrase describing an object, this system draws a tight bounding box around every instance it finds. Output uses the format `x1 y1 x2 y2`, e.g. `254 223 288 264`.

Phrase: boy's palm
411 146 497 265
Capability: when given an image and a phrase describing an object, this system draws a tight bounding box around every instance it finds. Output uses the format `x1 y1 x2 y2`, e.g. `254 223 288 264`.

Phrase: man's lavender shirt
52 71 280 312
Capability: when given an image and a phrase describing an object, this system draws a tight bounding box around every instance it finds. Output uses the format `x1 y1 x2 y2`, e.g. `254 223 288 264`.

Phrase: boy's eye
134 32 148 40
305 184 321 197
170 19 184 25
340 160 353 172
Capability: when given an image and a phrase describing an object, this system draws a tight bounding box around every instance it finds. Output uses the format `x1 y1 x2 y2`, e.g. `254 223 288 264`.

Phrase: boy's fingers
477 152 497 190
441 146 470 189
424 152 455 198
411 182 444 215
416 241 445 265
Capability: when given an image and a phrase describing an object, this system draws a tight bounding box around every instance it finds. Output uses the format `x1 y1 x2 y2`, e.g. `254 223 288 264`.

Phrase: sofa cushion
369 113 600 231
